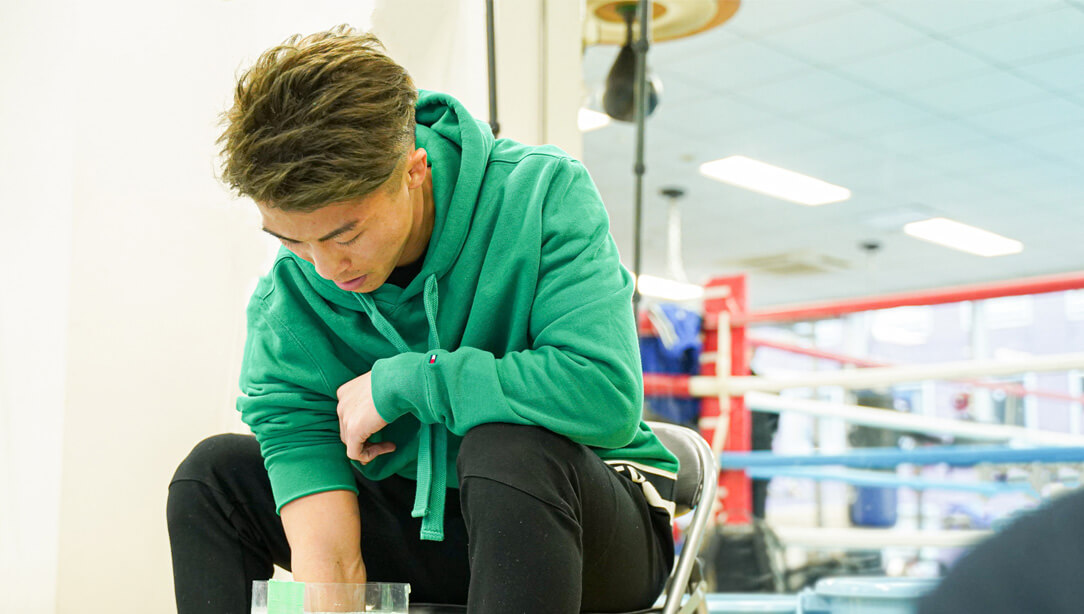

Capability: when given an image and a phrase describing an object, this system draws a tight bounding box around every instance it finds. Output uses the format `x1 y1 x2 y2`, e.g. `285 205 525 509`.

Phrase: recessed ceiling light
698 155 851 206
578 108 612 132
637 275 703 301
903 217 1023 257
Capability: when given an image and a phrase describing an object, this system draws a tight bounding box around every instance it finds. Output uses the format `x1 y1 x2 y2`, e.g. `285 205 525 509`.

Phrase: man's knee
168 434 263 530
457 423 579 477
456 423 589 516
171 433 260 484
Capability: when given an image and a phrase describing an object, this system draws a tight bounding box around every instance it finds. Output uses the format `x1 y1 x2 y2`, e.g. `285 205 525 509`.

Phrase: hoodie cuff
267 442 359 514
372 352 434 424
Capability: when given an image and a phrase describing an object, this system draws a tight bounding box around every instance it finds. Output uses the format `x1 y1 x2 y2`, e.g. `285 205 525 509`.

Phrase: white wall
373 0 583 157
0 3 76 612
52 6 384 613
0 1 582 613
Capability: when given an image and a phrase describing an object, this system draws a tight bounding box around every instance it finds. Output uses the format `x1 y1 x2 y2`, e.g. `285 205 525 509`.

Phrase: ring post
703 275 752 524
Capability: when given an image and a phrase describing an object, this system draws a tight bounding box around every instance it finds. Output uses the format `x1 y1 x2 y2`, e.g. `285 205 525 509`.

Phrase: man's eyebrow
262 220 359 243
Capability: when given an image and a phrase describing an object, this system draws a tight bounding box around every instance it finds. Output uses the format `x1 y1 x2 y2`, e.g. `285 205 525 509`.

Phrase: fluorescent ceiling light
904 217 1023 257
637 275 703 301
578 108 611 132
699 155 851 206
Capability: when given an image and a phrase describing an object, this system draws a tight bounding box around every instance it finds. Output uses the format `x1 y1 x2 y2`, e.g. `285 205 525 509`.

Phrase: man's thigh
355 474 471 605
457 423 673 610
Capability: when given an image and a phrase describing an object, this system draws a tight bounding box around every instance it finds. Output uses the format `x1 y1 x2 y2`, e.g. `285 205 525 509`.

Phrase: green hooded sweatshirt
237 90 679 541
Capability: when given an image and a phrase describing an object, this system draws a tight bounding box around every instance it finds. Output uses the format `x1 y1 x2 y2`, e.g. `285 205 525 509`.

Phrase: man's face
257 175 416 294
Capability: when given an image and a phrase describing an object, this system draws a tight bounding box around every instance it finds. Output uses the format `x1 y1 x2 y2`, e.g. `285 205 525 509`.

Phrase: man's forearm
281 489 366 583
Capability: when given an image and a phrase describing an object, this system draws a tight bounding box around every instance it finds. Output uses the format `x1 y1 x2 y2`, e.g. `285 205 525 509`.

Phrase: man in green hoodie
167 26 679 613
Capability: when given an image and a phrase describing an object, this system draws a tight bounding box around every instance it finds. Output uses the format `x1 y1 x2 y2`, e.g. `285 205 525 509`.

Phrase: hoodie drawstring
354 275 448 541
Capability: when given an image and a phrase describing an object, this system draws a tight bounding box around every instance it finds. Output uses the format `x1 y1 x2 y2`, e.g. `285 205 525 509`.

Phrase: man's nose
310 245 351 281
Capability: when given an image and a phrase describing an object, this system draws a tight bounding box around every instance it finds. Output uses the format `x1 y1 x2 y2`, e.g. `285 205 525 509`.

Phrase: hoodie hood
290 90 495 310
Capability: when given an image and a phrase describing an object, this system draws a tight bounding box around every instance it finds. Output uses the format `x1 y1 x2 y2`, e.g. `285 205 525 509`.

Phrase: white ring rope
770 526 991 549
690 352 1084 396
745 392 1084 446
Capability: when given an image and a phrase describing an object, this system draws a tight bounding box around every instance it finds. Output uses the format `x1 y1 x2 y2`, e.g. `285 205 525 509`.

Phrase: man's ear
405 148 428 189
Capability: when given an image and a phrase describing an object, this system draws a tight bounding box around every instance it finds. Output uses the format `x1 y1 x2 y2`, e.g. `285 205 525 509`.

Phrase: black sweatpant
167 423 674 613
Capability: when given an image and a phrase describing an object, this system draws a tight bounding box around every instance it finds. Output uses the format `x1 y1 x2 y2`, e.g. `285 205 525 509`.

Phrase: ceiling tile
974 164 1084 200
1013 123 1084 159
647 93 780 142
803 95 939 138
693 118 835 163
857 159 948 193
964 96 1084 138
737 70 881 114
837 40 992 90
948 7 1084 65
870 0 1064 36
895 175 1003 210
662 39 814 92
584 121 635 155
922 140 1042 176
1013 49 1084 94
650 70 720 106
901 69 1052 115
873 118 989 156
790 140 895 192
725 0 862 37
1010 184 1084 213
758 9 927 66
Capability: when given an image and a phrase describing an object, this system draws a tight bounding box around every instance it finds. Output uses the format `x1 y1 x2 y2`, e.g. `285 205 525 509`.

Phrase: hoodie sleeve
371 158 643 449
237 291 359 512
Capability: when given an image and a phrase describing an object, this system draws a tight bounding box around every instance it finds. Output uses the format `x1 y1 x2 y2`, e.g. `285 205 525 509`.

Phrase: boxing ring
642 271 1084 550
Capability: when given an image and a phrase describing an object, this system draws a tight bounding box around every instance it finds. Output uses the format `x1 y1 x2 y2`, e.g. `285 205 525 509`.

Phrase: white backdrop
0 1 581 612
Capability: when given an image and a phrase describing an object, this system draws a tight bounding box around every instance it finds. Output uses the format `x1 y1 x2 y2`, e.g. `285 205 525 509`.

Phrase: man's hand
337 372 395 464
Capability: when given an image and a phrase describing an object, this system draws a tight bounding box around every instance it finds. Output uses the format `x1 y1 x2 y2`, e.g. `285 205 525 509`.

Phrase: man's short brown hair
219 25 417 211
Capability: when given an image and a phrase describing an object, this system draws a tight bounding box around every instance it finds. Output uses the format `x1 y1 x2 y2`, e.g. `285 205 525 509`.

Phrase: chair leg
674 581 709 614
674 561 710 614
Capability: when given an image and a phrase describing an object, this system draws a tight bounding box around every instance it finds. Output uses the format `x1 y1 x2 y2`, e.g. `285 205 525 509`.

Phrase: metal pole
485 0 500 138
630 0 649 317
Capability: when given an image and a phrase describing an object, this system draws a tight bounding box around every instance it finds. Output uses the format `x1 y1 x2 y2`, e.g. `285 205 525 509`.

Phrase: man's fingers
345 436 366 461
345 438 396 464
337 402 347 438
359 441 396 464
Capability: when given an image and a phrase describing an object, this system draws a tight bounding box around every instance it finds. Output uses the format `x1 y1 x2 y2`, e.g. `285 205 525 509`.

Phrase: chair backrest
645 421 713 517
646 423 715 520
645 421 719 614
